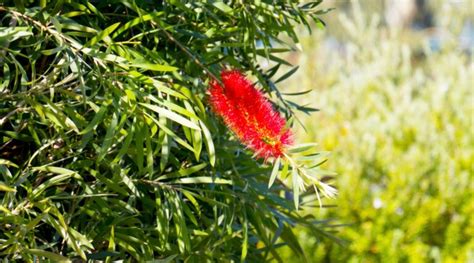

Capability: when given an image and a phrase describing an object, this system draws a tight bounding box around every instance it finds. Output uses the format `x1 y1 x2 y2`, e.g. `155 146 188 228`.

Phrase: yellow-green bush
281 1 473 262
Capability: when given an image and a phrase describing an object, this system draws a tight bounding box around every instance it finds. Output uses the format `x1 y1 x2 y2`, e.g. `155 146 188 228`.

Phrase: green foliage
280 2 474 262
0 0 335 261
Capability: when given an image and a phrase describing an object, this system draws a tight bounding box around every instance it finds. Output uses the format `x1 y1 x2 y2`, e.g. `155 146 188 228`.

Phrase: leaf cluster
0 0 335 261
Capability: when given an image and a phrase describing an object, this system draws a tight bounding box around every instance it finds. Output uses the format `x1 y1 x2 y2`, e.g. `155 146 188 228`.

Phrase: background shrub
278 1 473 262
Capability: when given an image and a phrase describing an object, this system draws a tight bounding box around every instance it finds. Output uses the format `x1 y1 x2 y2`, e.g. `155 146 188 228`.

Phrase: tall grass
281 1 473 261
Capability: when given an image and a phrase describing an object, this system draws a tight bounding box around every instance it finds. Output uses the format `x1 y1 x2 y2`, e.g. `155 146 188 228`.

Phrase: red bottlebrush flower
208 69 292 159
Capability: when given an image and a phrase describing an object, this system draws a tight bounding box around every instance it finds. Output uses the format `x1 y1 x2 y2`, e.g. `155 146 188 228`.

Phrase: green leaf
275 66 299 83
86 22 121 47
168 191 191 253
112 11 164 38
98 112 118 161
0 159 19 168
241 209 248 262
184 101 202 161
292 168 299 210
268 157 281 189
281 89 314 96
145 112 195 152
181 190 201 216
113 123 135 164
0 182 15 192
128 71 186 99
213 2 233 13
119 169 140 197
0 27 33 44
158 163 207 180
149 254 179 263
79 105 108 135
170 176 232 185
200 120 216 166
129 62 178 72
32 166 80 177
25 249 71 262
280 225 307 260
30 167 81 199
159 116 170 171
140 103 200 130
288 143 318 154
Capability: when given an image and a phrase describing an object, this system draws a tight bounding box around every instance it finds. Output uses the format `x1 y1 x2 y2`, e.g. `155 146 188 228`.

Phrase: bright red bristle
208 69 293 159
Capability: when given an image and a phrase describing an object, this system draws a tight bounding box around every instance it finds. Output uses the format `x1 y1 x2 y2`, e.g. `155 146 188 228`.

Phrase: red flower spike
208 69 293 159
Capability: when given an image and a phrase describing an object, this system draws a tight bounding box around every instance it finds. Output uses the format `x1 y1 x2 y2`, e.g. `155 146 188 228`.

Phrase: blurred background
276 0 473 261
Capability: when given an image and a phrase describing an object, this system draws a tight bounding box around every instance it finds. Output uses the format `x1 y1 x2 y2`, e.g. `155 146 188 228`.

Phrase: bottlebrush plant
0 0 337 261
209 69 336 208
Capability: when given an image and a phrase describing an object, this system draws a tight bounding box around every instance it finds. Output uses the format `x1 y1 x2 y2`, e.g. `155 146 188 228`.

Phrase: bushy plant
281 2 474 262
0 0 337 261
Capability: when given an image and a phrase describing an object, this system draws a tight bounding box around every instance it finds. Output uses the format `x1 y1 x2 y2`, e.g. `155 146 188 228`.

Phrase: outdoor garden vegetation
1 0 473 262
278 1 473 262
0 0 337 261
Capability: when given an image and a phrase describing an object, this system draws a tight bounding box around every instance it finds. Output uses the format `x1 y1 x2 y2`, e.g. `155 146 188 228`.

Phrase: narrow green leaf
135 122 146 172
119 169 140 197
182 201 198 226
281 89 314 96
184 101 202 161
170 176 232 185
181 190 201 216
292 168 299 210
199 120 215 166
0 26 33 43
280 225 306 259
128 71 186 99
275 66 299 83
140 103 200 130
147 95 200 120
41 45 66 56
31 173 76 199
86 22 120 47
145 113 195 152
25 249 71 262
32 166 80 177
192 128 203 161
145 125 154 177
88 169 129 196
149 254 178 263
0 159 18 168
108 225 116 258
113 124 135 164
112 11 164 38
177 190 228 207
129 62 177 72
213 2 233 13
78 47 128 64
168 191 191 253
98 112 118 161
0 182 15 192
79 105 108 135
159 117 170 171
68 227 94 250
288 143 318 154
268 157 281 189
158 163 207 180
280 158 290 180
241 209 248 262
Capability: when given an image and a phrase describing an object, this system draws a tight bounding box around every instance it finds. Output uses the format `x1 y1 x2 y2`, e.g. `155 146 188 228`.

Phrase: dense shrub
0 0 336 261
281 2 474 262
